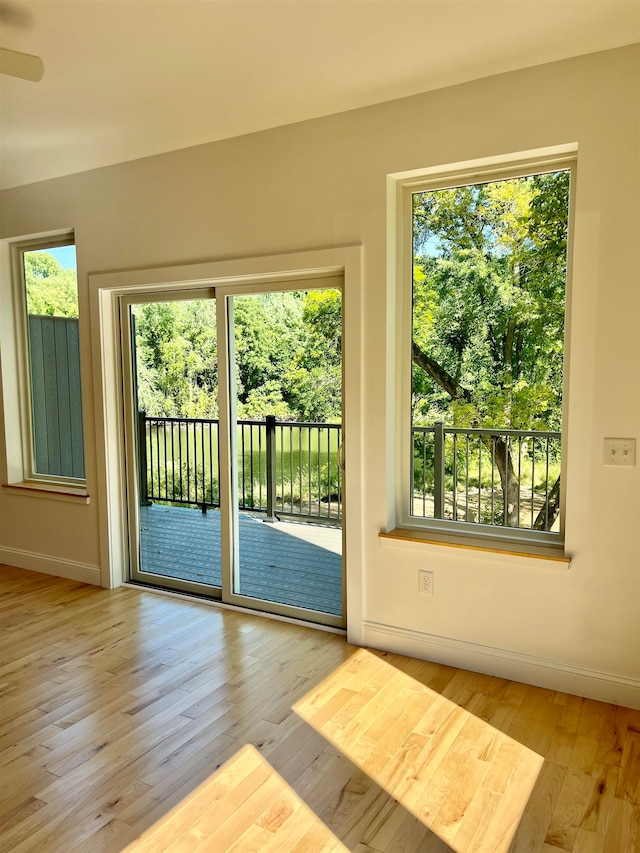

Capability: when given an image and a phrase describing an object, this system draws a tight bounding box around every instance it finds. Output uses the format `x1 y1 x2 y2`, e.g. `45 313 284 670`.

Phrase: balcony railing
138 412 342 525
411 422 561 532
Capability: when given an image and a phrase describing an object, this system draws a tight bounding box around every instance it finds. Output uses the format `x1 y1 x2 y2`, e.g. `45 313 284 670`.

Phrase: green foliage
133 300 219 418
287 289 342 422
232 292 302 418
299 290 342 368
412 170 569 432
242 380 294 420
133 288 342 423
24 251 79 318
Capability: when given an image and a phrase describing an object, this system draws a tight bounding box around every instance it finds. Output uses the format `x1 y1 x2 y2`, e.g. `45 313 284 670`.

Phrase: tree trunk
493 438 520 526
533 475 561 531
411 341 525 528
411 342 470 402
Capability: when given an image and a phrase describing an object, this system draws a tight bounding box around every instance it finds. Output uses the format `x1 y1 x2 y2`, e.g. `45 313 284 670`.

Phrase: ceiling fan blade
0 47 43 81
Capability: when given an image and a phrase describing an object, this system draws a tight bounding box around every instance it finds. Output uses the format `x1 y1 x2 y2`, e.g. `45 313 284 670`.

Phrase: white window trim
388 147 577 555
2 232 87 492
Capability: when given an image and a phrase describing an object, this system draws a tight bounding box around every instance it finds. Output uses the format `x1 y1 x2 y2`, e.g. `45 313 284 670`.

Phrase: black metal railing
139 415 220 509
138 412 342 524
411 422 561 532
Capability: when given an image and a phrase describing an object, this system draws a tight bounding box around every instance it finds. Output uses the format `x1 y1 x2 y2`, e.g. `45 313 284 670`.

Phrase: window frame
9 233 87 489
393 152 576 550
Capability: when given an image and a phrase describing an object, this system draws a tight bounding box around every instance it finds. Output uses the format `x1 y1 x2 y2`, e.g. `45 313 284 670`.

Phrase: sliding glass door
123 291 222 597
121 278 344 627
224 290 343 619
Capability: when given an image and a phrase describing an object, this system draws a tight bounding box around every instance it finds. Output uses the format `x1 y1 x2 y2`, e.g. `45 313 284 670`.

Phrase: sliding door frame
119 275 346 628
120 287 221 598
90 246 364 641
216 276 345 627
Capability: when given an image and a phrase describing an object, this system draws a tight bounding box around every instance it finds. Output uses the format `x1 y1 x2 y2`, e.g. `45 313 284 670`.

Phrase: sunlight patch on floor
293 648 544 852
122 744 347 852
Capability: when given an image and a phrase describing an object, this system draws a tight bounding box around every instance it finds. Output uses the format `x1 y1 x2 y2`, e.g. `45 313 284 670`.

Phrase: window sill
379 526 570 565
2 481 90 504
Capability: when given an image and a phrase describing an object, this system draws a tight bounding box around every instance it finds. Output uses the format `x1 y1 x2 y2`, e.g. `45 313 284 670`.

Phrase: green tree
411 171 569 527
133 300 218 418
287 289 342 421
132 288 343 424
233 292 302 419
24 251 79 317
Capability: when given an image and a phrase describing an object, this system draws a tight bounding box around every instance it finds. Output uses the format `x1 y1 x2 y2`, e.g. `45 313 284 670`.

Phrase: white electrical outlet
419 570 434 596
603 438 636 467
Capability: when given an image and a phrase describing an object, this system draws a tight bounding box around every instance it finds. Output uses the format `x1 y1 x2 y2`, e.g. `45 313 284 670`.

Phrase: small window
19 240 85 481
403 161 572 542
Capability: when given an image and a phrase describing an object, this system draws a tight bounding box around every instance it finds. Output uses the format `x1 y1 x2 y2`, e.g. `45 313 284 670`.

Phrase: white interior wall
1 46 638 706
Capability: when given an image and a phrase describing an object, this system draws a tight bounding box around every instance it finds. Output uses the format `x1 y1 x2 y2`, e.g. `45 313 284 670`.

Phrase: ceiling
0 0 638 191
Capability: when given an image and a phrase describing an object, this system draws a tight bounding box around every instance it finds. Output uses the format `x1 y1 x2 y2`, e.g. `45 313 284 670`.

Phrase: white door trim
89 246 365 643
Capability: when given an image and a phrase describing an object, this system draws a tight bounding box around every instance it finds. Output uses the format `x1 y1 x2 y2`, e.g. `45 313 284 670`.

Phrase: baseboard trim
0 547 101 586
363 620 640 710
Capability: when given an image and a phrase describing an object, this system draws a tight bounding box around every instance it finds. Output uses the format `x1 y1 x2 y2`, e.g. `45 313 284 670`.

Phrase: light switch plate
603 438 636 467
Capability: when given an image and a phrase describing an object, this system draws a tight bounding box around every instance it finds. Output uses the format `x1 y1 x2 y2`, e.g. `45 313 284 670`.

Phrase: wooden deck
139 504 342 616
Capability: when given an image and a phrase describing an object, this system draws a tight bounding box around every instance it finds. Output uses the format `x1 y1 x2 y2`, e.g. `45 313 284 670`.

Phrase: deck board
139 504 342 616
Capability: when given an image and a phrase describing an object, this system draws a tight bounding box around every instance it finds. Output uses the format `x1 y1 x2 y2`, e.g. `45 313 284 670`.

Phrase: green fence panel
28 315 85 479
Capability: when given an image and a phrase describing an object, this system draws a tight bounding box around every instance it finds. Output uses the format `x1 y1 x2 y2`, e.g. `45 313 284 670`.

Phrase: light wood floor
0 566 638 852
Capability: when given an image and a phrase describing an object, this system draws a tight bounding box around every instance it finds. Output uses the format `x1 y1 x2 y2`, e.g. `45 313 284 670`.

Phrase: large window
401 158 573 544
15 238 85 482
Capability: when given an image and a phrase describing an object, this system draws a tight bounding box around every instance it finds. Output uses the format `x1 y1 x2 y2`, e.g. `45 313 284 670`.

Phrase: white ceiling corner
0 0 638 190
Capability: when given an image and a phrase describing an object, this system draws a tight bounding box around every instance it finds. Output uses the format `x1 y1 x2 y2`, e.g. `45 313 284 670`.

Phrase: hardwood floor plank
116 734 241 827
0 565 639 852
568 735 600 776
452 785 502 851
544 772 593 851
616 729 640 804
601 797 639 852
508 761 566 853
572 827 606 853
583 764 618 835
